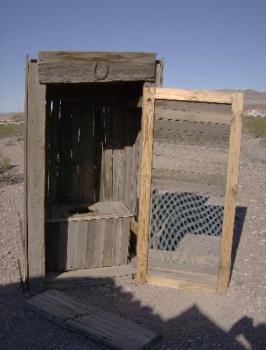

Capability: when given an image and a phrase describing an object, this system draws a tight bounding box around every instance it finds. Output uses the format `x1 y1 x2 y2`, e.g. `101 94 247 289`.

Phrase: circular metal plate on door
95 62 109 80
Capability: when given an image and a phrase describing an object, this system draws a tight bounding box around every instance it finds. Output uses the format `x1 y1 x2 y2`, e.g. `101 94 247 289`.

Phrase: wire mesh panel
148 99 232 279
150 190 224 251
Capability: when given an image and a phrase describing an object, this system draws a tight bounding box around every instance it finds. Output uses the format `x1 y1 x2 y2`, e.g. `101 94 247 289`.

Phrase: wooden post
155 59 164 87
136 87 155 283
24 55 29 286
216 92 243 294
27 61 46 293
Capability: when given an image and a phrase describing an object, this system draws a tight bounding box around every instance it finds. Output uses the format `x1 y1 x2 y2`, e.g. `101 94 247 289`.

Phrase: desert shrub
244 116 266 138
0 123 24 139
0 152 11 174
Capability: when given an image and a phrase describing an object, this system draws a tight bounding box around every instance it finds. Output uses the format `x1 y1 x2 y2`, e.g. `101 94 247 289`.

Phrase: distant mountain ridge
243 90 266 116
220 89 266 111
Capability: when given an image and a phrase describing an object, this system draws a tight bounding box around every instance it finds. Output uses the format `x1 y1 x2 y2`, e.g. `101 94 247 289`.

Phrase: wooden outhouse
25 51 243 295
24 51 163 293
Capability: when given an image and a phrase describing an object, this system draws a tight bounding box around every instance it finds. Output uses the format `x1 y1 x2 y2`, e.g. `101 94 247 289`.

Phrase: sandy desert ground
0 130 265 349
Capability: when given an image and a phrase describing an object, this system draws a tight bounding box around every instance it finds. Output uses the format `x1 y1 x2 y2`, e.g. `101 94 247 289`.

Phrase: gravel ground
0 132 265 350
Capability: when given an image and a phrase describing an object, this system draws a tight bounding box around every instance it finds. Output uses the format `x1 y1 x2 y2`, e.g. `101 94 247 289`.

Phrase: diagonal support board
28 290 159 350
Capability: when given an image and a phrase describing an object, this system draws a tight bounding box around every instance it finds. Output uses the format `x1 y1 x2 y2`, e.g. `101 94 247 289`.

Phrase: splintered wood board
28 290 159 350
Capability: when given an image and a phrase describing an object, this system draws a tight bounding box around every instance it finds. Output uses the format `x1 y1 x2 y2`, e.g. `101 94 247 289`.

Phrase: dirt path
0 133 265 349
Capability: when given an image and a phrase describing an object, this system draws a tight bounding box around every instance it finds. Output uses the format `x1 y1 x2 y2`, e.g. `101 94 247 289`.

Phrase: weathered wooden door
137 87 243 294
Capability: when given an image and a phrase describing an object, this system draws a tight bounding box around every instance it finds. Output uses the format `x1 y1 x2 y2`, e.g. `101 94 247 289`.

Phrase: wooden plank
113 218 124 266
120 218 131 265
93 219 106 267
46 264 136 288
153 155 227 174
154 88 232 104
123 113 133 208
45 99 60 206
147 274 216 293
152 177 225 197
153 143 228 163
154 128 229 147
155 100 231 124
28 290 159 350
100 103 113 201
136 87 155 283
77 101 95 204
154 119 229 135
65 222 79 270
148 249 219 268
155 59 164 87
152 168 226 188
102 218 116 266
148 259 218 276
27 61 46 293
63 221 88 271
112 105 125 202
85 220 96 268
24 55 29 285
46 201 133 223
77 221 89 269
63 217 130 270
216 92 243 294
148 266 217 285
128 109 141 216
38 51 157 84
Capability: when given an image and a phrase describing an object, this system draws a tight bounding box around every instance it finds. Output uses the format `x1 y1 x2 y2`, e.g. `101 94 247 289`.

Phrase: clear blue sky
0 0 265 112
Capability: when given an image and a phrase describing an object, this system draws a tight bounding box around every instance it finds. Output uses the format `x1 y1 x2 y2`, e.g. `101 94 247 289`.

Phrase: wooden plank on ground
27 61 46 293
38 51 157 84
28 290 159 350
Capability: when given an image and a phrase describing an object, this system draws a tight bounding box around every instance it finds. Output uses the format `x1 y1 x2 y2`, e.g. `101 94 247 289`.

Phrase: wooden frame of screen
136 87 243 294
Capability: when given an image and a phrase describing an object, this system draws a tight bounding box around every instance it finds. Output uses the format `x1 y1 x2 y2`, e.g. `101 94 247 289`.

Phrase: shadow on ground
0 164 23 188
0 276 264 350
